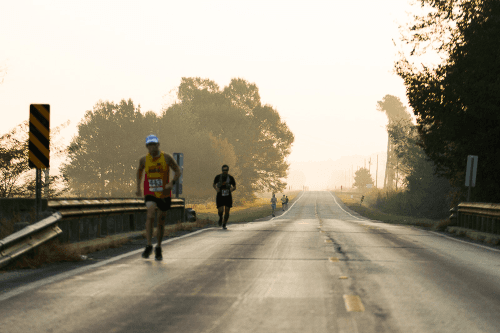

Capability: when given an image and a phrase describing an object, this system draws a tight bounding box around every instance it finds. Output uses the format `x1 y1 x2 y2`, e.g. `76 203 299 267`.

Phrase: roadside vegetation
335 190 452 232
336 190 500 246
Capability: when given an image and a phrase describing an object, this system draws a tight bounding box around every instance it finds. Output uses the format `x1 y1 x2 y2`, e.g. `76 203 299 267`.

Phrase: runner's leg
146 202 157 246
218 207 224 226
223 206 230 225
157 211 166 246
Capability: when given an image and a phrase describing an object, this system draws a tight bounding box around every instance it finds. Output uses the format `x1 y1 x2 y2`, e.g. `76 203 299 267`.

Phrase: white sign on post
465 155 478 187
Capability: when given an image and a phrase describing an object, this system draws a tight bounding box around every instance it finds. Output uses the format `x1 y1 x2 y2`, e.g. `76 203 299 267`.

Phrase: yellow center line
343 295 365 312
329 257 339 262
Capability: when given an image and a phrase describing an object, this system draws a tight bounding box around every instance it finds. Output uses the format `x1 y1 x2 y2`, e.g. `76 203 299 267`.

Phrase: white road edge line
0 227 215 303
329 192 365 220
428 231 500 253
329 191 500 253
270 191 305 220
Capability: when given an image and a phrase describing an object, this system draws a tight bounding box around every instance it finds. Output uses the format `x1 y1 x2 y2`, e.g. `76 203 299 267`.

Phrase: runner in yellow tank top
144 152 170 199
136 135 182 260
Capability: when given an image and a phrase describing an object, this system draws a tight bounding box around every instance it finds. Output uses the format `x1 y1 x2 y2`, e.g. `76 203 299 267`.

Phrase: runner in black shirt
213 165 236 229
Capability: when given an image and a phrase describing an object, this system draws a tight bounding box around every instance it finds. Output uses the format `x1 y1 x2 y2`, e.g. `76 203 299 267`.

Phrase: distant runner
285 196 289 210
213 165 236 229
281 194 287 211
271 193 277 217
136 134 182 260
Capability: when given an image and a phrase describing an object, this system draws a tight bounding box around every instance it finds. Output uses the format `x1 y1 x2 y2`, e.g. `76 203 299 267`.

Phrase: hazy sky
0 0 414 190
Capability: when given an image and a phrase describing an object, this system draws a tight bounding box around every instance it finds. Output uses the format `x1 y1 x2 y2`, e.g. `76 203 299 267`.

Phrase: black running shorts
145 195 172 212
216 193 233 208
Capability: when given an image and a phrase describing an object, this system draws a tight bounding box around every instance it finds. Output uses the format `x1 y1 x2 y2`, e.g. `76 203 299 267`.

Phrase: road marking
270 191 305 221
330 191 500 253
343 295 365 312
329 192 365 220
339 276 348 279
0 227 215 303
329 257 339 262
428 231 500 253
325 239 332 243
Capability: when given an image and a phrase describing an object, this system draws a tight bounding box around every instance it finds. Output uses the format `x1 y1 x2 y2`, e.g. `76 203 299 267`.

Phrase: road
1 191 500 332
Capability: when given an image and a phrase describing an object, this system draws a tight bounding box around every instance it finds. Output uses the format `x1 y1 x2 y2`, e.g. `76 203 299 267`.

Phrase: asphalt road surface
1 191 500 333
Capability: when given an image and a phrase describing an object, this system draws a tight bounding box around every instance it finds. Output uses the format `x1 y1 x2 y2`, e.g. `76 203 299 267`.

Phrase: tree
0 121 70 198
386 117 453 218
167 77 294 200
353 168 374 191
62 78 294 202
61 99 147 197
396 0 500 202
0 123 30 197
377 95 412 190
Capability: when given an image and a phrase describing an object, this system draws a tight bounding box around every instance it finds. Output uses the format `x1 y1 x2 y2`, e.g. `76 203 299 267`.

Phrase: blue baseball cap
145 134 159 145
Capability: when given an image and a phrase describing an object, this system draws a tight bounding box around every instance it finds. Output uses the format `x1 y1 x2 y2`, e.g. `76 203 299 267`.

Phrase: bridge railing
451 202 500 234
0 198 186 269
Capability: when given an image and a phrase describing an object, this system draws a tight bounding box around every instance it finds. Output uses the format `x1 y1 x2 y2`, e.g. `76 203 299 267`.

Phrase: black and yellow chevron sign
29 104 50 169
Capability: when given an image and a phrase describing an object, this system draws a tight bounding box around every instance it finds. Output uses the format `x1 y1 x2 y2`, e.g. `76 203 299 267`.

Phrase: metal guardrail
0 213 63 269
48 198 185 217
0 198 186 269
451 202 500 234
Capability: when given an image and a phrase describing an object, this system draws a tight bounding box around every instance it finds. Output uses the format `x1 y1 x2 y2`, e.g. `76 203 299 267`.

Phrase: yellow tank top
144 152 170 198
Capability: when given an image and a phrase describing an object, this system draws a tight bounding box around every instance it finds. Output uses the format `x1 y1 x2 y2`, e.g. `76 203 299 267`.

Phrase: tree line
371 95 452 219
395 0 500 204
60 77 294 202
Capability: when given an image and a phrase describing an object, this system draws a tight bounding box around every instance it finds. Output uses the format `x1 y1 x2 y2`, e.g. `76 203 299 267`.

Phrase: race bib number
222 189 230 197
148 179 163 192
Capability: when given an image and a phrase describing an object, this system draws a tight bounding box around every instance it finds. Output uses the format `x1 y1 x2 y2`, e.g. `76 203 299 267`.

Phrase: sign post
29 104 50 221
465 155 478 202
173 153 183 198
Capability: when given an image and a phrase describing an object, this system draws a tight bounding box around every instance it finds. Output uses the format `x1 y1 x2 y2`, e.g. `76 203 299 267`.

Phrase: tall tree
387 118 453 218
396 0 500 202
164 77 294 200
377 95 412 190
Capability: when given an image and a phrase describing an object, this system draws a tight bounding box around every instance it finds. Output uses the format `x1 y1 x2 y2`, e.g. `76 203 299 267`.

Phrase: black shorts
216 193 233 208
145 195 172 212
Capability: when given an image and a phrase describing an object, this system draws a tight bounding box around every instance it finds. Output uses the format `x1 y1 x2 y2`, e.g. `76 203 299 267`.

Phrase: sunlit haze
0 0 414 191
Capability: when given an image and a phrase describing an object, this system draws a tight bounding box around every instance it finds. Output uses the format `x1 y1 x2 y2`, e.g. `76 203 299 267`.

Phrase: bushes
367 188 451 220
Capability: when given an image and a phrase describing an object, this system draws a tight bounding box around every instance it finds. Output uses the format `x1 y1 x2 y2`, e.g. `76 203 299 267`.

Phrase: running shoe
155 246 163 261
222 224 227 230
142 245 153 258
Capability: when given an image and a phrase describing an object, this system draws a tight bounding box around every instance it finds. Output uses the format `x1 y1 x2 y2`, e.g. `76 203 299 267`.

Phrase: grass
334 191 453 231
